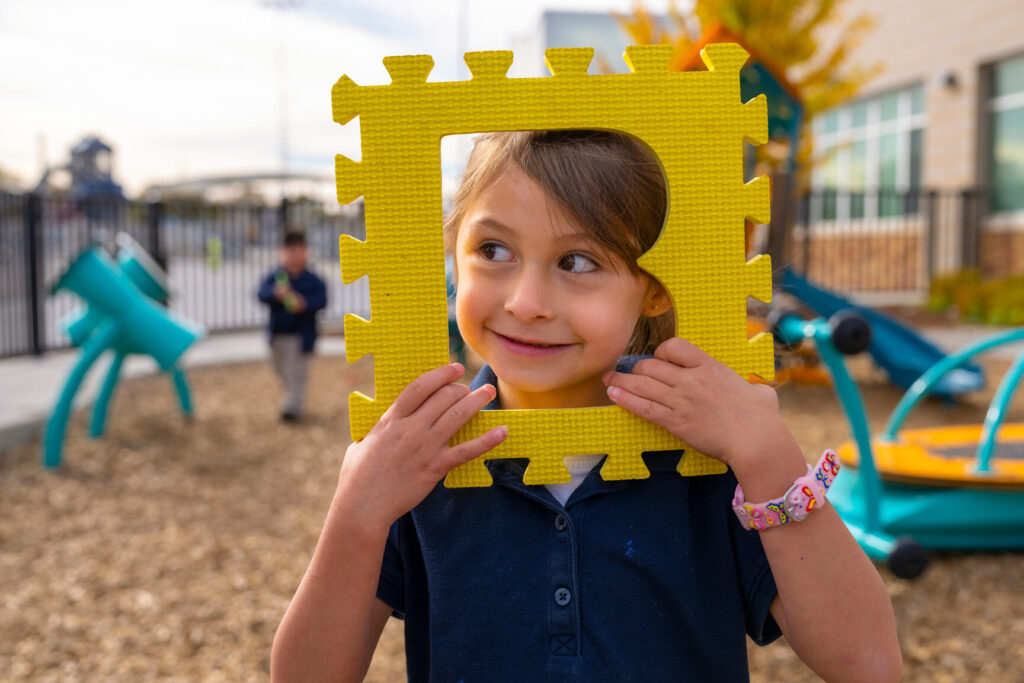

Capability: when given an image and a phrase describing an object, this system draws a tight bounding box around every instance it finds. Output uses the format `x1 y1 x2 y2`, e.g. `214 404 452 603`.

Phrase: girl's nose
504 270 553 322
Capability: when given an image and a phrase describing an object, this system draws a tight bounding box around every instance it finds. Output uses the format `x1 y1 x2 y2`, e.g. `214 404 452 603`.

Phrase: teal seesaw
44 235 204 468
773 310 1024 579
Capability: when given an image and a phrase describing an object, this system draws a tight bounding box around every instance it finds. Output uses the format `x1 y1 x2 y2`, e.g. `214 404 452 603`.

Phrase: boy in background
257 231 328 422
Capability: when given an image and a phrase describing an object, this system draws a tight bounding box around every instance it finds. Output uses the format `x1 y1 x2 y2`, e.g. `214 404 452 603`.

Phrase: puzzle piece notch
742 94 769 146
383 54 434 84
742 174 771 225
624 44 674 73
331 75 361 125
746 333 776 381
348 391 376 440
448 457 494 487
338 234 368 283
745 253 774 305
699 42 751 75
334 154 364 205
596 450 652 482
544 47 594 77
465 50 513 80
677 450 728 476
343 313 373 366
522 458 572 486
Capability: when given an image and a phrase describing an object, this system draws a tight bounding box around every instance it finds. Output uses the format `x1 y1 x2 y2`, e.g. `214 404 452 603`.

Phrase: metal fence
789 187 1023 296
0 192 367 358
3 186 1021 358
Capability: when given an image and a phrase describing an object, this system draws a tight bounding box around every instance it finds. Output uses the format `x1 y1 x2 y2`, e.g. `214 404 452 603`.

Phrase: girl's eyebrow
469 216 590 243
470 217 514 234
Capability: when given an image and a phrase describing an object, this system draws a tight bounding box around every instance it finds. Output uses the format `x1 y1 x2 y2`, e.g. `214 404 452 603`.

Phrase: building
510 10 671 77
500 6 1023 301
803 0 1024 297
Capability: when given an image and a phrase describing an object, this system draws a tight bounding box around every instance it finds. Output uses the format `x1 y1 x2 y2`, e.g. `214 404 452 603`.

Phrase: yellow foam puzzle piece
333 43 773 487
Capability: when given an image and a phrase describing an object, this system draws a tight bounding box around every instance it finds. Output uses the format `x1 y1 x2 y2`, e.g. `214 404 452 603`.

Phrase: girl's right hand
336 362 507 530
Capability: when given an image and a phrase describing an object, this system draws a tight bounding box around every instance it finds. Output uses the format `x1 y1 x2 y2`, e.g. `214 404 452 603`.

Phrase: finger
653 337 711 368
389 363 465 417
440 425 509 471
604 370 675 406
416 382 471 425
628 357 690 387
606 385 674 426
431 384 497 437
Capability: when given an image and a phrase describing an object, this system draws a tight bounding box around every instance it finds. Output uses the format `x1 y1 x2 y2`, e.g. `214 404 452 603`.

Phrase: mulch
1 353 1022 681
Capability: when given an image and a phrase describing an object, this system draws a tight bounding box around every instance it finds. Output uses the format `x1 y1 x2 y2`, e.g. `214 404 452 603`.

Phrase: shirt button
554 514 568 531
554 587 572 607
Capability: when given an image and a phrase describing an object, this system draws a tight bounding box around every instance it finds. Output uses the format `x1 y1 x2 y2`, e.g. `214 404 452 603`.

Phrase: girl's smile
452 163 669 411
489 330 576 357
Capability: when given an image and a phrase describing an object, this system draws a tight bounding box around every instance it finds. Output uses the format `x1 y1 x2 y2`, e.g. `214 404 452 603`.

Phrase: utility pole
455 0 470 174
261 0 302 200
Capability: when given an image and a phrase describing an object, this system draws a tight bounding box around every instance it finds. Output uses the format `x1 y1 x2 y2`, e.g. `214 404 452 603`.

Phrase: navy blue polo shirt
256 268 328 353
376 360 781 682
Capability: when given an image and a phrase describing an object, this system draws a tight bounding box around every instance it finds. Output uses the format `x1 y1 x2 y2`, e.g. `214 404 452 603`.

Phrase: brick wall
981 231 1024 279
793 232 926 292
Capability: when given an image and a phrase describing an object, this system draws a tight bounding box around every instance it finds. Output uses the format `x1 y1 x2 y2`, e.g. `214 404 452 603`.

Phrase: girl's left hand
603 337 793 469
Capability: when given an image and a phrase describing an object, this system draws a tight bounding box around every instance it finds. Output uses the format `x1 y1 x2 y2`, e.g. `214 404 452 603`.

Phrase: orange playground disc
836 423 1024 489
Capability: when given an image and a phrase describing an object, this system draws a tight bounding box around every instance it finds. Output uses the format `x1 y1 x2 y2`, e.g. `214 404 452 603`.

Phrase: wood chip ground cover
1 355 1022 681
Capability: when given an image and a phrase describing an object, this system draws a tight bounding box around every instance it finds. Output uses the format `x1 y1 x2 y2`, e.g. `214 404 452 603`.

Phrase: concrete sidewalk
0 331 346 453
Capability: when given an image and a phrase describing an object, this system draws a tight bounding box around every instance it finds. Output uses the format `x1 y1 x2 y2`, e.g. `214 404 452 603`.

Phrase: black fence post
798 193 811 276
23 192 43 356
924 190 938 286
960 188 980 271
147 200 166 271
766 171 792 284
278 196 289 238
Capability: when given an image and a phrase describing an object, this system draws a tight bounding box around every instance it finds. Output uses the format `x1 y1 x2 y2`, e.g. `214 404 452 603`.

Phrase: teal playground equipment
44 234 204 468
773 311 1024 579
781 269 985 397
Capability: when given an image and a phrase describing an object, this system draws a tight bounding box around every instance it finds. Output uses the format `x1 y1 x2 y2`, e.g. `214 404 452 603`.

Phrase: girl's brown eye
559 253 598 273
479 242 513 262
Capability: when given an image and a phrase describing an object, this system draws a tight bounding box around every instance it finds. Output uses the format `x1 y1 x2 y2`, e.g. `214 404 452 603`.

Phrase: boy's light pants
270 335 310 416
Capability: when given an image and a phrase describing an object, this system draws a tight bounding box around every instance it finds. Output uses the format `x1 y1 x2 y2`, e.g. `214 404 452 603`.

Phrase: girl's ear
641 279 673 317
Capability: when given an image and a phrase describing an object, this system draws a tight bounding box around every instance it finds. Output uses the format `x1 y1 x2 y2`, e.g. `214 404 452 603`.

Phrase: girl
272 130 901 682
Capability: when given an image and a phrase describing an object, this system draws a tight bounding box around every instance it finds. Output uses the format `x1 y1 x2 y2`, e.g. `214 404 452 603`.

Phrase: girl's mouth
492 332 573 358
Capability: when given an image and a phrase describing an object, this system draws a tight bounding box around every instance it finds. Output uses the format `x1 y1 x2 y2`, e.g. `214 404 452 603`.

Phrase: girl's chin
488 366 613 405
491 368 566 393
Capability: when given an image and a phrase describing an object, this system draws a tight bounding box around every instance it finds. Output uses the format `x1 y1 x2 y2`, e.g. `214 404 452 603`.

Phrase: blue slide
781 270 985 397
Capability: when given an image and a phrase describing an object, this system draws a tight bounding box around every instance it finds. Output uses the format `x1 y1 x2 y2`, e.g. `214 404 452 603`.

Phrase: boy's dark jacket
257 268 328 353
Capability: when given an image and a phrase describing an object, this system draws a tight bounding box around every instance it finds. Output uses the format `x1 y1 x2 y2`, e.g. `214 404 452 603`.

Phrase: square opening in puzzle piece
439 129 677 380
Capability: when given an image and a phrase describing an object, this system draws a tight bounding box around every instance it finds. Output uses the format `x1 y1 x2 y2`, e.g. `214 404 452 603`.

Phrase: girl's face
453 164 668 410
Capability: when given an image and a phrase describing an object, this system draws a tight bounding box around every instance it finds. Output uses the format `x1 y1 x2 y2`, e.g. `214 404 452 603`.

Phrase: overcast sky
0 0 640 195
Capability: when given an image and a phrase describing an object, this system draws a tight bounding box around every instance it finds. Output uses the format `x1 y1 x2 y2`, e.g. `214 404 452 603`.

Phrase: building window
989 52 1024 213
812 83 926 220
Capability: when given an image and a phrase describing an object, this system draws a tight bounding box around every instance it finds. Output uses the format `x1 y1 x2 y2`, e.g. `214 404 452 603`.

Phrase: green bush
928 270 1024 325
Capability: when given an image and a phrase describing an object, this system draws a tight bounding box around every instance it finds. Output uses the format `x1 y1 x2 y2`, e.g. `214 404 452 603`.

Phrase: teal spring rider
44 234 205 467
773 310 1024 579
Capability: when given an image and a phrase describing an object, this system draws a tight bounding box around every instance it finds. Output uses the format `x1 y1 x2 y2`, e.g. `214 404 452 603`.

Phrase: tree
615 0 881 185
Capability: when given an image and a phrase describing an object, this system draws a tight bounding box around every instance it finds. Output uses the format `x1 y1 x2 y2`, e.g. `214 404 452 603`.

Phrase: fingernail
484 383 496 396
497 425 508 438
451 362 463 371
607 386 620 399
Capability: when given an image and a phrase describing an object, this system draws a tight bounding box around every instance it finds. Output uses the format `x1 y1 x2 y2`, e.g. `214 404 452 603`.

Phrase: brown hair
443 130 674 355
